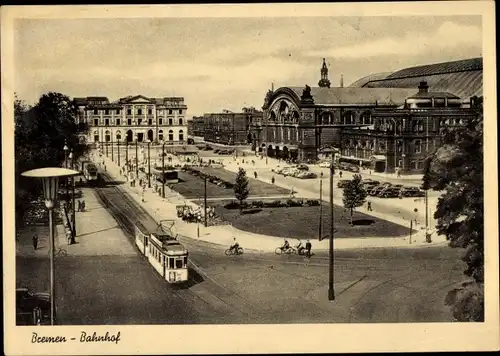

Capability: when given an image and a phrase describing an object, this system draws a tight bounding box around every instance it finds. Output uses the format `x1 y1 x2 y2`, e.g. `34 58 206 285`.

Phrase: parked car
296 171 317 179
400 187 425 197
337 180 351 188
296 164 309 171
369 186 386 196
318 161 331 168
379 187 402 198
16 288 50 322
363 179 380 185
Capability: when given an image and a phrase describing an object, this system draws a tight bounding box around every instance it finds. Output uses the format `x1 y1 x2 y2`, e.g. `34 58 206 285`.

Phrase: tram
83 162 99 185
134 222 189 284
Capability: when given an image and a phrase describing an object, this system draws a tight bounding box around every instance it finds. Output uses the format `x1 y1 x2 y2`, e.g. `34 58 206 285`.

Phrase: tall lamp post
328 151 339 301
319 171 323 240
21 167 79 325
63 142 70 205
162 140 166 198
125 139 129 172
147 139 151 188
69 150 76 243
106 138 109 157
117 138 121 167
135 135 139 179
111 135 114 162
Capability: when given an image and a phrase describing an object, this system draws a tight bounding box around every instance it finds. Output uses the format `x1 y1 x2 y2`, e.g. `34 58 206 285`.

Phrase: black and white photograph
2 2 498 355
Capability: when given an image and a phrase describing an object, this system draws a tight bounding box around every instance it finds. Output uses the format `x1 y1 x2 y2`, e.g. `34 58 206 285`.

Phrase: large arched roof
349 57 482 99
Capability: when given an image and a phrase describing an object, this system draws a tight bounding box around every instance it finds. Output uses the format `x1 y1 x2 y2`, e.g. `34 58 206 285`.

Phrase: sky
14 15 482 117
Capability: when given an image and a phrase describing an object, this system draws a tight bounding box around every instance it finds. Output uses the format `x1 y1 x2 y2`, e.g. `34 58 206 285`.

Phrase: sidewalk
16 187 136 258
97 153 446 252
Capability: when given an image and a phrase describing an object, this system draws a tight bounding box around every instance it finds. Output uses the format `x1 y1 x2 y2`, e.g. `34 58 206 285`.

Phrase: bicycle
275 246 296 255
225 246 244 255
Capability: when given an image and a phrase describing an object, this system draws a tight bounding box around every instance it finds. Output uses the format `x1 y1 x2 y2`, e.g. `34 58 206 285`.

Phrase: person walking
254 171 258 179
339 170 343 178
77 200 81 212
32 234 38 250
271 176 275 184
367 201 372 211
81 200 86 212
305 239 312 257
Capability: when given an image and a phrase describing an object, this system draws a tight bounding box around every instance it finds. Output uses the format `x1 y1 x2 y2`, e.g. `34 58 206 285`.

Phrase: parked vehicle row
273 165 317 179
337 178 426 198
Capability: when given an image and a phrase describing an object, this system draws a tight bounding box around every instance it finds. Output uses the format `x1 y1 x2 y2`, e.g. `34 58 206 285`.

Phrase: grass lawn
169 168 290 199
196 166 290 197
170 172 235 199
211 200 411 239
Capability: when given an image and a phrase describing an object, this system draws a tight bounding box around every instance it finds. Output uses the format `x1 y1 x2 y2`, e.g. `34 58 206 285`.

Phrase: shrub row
224 199 320 210
181 166 234 189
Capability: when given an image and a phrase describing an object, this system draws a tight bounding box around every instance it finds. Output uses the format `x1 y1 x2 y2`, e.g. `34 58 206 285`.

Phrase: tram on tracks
134 222 189 284
83 162 99 185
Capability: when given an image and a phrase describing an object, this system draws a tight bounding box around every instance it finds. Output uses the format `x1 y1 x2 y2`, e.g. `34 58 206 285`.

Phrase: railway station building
257 57 482 174
74 95 189 145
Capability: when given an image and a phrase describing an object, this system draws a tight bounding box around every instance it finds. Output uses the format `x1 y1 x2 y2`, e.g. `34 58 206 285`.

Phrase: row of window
94 129 185 142
343 139 424 154
89 108 183 116
92 118 184 126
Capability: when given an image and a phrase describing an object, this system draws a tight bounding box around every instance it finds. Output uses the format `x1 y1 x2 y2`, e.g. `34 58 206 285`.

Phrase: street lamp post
328 152 338 301
125 140 129 172
319 171 323 241
69 150 76 243
106 138 109 157
63 142 70 205
162 140 166 198
147 139 151 188
111 135 114 162
21 167 79 325
117 138 120 167
135 135 139 179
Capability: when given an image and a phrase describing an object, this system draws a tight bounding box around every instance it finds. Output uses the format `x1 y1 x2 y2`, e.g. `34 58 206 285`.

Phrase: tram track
94 170 266 321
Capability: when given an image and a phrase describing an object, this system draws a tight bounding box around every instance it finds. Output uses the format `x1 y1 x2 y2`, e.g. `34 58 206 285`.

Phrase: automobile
296 171 317 179
379 188 401 198
362 179 380 185
296 164 309 171
369 186 386 196
16 288 50 322
337 179 351 188
318 161 331 168
379 182 392 187
346 165 360 173
213 149 220 153
400 187 425 197
362 182 379 191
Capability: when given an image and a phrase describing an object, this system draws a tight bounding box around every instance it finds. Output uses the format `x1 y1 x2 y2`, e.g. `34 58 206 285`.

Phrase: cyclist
282 239 290 252
296 239 305 255
230 237 240 253
305 239 312 257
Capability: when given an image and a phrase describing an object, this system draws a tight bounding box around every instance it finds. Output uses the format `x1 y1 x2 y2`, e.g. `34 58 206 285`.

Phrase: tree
342 174 367 226
15 92 90 227
233 167 249 213
423 98 483 321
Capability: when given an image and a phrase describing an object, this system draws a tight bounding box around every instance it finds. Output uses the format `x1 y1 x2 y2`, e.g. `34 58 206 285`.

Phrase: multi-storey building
202 107 263 145
74 95 188 145
258 58 482 174
188 116 205 138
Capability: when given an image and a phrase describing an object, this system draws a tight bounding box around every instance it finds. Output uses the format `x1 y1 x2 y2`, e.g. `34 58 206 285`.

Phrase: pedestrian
77 200 81 212
254 171 258 179
305 239 312 257
367 201 372 211
32 234 38 250
339 170 343 178
81 200 86 212
271 176 275 184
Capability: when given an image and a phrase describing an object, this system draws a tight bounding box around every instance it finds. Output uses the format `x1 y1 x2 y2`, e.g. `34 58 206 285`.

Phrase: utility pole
117 139 120 167
135 137 139 179
147 140 151 188
162 141 166 198
204 176 208 227
125 140 129 172
319 171 323 240
111 135 114 162
328 154 335 301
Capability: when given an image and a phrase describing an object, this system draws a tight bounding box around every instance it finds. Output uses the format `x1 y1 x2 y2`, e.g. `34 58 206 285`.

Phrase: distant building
201 107 263 145
257 58 482 173
74 95 188 145
188 116 205 138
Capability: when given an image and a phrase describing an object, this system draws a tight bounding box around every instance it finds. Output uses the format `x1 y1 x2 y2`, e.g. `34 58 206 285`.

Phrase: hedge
223 199 320 210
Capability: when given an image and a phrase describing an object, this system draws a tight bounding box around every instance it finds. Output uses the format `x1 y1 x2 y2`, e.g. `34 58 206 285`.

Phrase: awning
369 155 386 161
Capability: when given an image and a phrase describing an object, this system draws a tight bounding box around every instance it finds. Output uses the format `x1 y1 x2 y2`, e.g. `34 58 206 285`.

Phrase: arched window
115 131 121 141
379 142 386 151
292 111 300 123
168 130 174 141
360 140 366 149
361 111 372 125
158 130 164 141
343 111 355 125
269 111 276 122
105 130 111 142
179 129 184 141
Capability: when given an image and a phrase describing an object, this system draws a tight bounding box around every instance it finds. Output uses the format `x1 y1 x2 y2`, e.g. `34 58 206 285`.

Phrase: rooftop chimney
418 81 429 93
